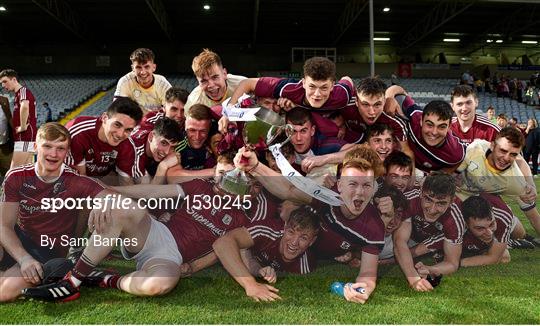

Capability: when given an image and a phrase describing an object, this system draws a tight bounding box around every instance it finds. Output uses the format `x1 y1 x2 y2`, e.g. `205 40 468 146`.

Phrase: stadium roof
0 0 538 55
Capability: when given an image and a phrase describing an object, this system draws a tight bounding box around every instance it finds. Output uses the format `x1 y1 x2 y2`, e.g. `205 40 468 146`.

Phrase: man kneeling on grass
212 205 319 302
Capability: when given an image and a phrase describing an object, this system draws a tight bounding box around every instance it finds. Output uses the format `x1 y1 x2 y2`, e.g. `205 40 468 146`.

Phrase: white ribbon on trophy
269 143 343 206
222 96 261 122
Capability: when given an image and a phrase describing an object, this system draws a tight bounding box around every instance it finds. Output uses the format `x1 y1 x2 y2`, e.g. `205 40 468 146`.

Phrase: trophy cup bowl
220 108 292 196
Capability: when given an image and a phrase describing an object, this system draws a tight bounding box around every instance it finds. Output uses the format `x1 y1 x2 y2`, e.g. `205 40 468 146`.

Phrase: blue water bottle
330 281 366 297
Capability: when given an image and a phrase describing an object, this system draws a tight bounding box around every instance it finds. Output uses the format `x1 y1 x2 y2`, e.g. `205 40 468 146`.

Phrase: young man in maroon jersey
138 86 189 130
459 195 511 267
65 97 142 179
23 150 253 302
398 97 466 173
0 69 37 168
213 205 319 301
393 172 465 292
116 117 183 185
0 123 110 302
235 146 392 304
450 85 499 145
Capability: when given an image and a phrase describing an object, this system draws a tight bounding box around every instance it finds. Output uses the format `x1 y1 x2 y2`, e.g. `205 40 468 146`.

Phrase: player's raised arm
235 147 311 204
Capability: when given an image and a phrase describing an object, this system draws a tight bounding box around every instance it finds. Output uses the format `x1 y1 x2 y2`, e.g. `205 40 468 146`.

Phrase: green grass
1 181 540 324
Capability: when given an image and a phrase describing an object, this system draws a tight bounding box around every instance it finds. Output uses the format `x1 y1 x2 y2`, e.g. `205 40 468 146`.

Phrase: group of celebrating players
0 47 538 304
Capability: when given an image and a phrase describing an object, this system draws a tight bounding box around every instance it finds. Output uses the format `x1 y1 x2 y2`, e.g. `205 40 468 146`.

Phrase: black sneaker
82 269 119 288
524 235 540 247
22 272 80 302
507 238 535 249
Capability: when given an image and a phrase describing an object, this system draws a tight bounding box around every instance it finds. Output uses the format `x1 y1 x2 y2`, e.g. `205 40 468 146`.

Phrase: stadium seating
18 75 116 124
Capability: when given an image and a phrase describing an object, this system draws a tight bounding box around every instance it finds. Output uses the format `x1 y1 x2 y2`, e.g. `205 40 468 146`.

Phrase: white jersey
184 74 246 113
114 72 171 112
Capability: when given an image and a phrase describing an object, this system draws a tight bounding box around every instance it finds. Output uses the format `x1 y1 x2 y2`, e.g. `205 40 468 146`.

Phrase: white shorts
510 215 520 233
121 217 183 270
13 141 35 153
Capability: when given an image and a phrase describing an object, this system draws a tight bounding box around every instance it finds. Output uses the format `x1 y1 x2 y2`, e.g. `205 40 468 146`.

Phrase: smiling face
367 130 394 161
131 60 156 88
420 192 453 221
279 224 318 262
196 64 228 101
185 117 210 149
420 113 450 147
36 137 69 177
302 76 334 108
164 99 185 124
337 167 375 218
467 216 496 244
488 137 520 170
100 113 137 146
451 94 478 124
385 165 412 193
148 132 177 162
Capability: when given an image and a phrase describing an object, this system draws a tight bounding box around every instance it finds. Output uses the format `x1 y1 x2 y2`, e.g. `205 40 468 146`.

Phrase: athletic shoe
524 234 540 247
507 238 535 249
22 272 80 302
82 269 119 288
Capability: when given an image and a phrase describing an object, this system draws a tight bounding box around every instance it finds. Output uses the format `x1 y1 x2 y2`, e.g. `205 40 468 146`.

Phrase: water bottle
330 281 366 297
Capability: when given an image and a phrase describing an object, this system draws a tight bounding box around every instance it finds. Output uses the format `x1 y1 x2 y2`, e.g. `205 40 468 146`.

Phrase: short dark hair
303 57 336 81
374 183 409 212
462 196 492 222
496 126 525 149
422 171 456 199
357 77 386 98
130 48 155 63
0 69 18 79
383 151 413 175
153 117 183 143
166 86 189 104
107 97 143 123
287 205 320 233
451 85 477 102
217 148 237 164
286 107 313 126
367 123 394 140
423 100 453 122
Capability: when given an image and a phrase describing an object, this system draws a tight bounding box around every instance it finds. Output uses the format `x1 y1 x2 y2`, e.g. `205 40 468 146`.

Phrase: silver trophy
220 108 293 196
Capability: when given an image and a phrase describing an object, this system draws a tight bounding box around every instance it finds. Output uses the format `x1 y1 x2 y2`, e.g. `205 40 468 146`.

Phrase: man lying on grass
234 146 393 304
212 205 319 302
459 194 511 267
22 150 252 302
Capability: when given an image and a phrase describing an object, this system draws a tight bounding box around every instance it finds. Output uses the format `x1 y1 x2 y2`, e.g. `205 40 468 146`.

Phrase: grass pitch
1 181 539 324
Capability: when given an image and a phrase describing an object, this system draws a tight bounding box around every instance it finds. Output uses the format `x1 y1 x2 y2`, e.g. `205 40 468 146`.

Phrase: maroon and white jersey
65 116 122 176
0 164 104 256
116 128 150 179
312 200 385 257
404 193 465 251
245 189 281 222
247 217 316 274
399 102 466 172
138 109 166 131
340 107 407 144
450 114 500 146
254 77 356 113
461 193 512 256
165 179 250 263
12 86 37 142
